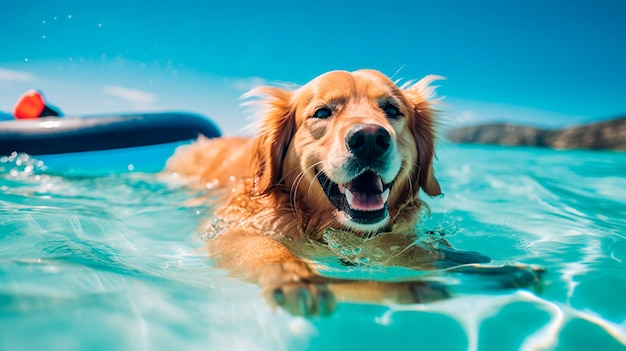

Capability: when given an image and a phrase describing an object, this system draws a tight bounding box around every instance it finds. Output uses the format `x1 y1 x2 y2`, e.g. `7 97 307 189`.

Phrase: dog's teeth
382 188 390 203
339 185 346 195
344 188 354 206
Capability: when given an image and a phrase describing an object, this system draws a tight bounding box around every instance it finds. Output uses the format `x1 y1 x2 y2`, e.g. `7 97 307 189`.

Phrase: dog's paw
258 261 336 316
268 282 336 317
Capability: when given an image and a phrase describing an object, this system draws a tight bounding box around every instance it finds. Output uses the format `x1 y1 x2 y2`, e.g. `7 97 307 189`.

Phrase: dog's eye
312 107 333 119
382 104 402 118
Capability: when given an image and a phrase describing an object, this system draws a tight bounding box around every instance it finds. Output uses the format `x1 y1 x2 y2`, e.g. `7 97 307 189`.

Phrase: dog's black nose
346 124 391 159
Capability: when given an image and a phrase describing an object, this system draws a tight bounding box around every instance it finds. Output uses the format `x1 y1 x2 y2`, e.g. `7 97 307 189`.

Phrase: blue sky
1 0 624 134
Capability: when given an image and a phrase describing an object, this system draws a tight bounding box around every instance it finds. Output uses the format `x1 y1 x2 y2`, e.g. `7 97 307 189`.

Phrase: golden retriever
166 69 543 316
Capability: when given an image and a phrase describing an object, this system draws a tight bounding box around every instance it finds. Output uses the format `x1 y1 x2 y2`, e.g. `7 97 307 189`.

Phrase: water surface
1 144 625 350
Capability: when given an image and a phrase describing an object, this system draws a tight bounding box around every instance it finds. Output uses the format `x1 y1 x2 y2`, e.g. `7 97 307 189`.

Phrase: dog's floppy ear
248 87 296 196
403 75 442 197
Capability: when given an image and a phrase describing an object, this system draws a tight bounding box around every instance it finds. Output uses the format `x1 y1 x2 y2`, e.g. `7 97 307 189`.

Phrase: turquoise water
1 144 625 350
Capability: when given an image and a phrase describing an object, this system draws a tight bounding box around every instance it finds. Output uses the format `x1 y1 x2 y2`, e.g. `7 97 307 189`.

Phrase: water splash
0 152 48 186
0 152 47 176
200 217 231 241
323 227 455 269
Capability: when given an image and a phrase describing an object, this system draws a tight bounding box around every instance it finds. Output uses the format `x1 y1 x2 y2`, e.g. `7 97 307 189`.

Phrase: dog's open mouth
317 170 391 225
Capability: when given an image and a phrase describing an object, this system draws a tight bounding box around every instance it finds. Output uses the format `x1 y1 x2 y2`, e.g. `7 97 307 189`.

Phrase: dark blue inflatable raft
0 112 221 156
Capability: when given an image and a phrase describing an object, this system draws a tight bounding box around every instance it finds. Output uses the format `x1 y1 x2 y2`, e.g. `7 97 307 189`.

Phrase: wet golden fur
166 70 449 315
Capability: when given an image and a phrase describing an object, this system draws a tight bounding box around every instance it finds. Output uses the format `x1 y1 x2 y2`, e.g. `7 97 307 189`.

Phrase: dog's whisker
291 171 306 218
407 165 416 196
292 162 320 195
305 162 326 195
311 168 328 196
290 161 325 219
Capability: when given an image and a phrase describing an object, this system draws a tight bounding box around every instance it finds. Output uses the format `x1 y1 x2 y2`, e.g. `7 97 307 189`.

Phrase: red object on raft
13 90 46 120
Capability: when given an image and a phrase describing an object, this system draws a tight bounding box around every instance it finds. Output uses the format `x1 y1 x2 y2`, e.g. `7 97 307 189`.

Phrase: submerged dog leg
208 229 338 316
266 277 451 316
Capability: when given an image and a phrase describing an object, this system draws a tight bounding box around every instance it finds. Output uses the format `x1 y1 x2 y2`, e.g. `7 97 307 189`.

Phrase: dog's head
250 69 441 236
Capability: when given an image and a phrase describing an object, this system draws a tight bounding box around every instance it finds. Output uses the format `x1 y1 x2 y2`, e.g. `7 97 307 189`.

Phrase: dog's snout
346 124 391 159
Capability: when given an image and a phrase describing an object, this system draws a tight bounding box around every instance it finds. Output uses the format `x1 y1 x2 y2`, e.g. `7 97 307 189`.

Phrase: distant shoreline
446 116 626 150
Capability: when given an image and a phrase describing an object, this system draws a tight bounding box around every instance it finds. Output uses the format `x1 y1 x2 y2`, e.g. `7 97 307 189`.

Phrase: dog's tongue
339 172 389 211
